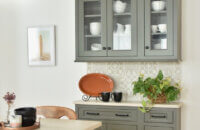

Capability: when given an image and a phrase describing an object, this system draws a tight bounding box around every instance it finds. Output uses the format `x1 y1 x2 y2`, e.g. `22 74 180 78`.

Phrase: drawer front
145 126 173 130
79 107 138 122
107 124 138 130
145 110 174 123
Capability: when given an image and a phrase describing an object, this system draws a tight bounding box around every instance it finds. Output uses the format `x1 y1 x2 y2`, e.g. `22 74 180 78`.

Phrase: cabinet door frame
106 0 138 57
78 0 107 57
144 0 174 56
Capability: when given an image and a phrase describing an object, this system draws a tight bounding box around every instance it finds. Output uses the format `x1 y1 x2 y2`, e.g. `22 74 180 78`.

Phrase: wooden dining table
36 118 102 130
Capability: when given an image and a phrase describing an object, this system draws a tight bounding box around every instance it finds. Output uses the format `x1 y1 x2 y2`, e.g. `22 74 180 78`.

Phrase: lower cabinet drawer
144 110 174 123
145 126 174 130
107 124 138 130
79 107 138 122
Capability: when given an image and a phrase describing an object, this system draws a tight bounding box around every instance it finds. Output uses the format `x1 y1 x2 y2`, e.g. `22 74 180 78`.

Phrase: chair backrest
36 106 77 120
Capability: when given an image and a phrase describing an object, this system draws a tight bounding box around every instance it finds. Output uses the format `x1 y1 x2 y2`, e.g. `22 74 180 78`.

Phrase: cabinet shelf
85 35 101 38
114 12 131 16
152 32 167 35
84 14 101 18
151 11 167 14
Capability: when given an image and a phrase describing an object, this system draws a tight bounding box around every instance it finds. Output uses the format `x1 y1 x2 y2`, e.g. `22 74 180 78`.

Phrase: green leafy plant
133 70 181 113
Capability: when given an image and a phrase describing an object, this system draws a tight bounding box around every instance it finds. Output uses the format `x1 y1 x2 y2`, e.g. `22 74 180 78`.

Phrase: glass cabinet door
145 0 173 56
107 0 138 57
78 0 107 57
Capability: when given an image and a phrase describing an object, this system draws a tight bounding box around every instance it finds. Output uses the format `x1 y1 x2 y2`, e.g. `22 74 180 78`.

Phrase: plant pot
148 93 167 104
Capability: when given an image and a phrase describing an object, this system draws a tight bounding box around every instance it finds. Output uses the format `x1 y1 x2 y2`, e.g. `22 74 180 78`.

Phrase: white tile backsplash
87 62 181 101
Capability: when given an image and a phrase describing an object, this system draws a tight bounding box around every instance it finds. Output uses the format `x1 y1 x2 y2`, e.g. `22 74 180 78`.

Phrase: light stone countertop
37 118 102 130
74 100 182 108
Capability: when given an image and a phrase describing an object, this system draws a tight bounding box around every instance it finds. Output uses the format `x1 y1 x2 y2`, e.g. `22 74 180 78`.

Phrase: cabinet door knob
107 47 112 50
145 46 150 49
102 47 107 50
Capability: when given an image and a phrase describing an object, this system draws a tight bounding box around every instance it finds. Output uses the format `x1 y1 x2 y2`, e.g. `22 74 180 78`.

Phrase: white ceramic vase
90 22 101 35
158 24 167 33
113 0 127 13
152 1 166 11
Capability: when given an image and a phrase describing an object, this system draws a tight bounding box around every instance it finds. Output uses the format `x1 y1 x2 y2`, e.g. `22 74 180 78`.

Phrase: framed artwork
28 25 56 66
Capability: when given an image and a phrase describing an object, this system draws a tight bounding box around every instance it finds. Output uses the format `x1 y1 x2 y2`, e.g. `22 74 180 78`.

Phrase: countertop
37 118 102 130
74 100 182 108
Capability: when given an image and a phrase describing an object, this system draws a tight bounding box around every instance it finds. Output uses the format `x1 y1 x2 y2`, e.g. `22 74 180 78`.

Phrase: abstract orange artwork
28 25 55 66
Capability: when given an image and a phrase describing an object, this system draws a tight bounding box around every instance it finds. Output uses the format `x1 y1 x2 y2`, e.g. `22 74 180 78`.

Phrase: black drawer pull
115 114 129 117
86 112 100 116
151 115 166 118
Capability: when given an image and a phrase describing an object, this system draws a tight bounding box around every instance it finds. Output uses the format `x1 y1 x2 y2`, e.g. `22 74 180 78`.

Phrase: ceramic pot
152 1 166 11
15 107 36 127
158 24 167 33
151 25 158 33
113 0 127 13
112 92 123 102
90 22 101 35
99 92 111 102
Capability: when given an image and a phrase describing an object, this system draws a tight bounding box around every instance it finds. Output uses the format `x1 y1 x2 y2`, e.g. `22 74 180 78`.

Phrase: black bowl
14 107 36 127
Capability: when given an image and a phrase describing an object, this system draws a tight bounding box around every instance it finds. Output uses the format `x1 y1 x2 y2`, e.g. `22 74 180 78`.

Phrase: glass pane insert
151 0 167 50
113 0 131 50
84 1 102 51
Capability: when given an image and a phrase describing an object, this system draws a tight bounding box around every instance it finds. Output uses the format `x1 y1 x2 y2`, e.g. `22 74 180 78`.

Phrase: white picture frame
28 25 56 66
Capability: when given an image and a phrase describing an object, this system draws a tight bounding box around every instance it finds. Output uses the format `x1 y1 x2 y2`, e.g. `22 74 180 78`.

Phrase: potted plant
133 70 181 112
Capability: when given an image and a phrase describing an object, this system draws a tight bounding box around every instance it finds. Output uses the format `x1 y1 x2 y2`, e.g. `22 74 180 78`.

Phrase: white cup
10 115 22 128
158 24 167 33
152 1 166 11
90 22 101 35
151 25 158 33
161 39 167 49
113 0 127 13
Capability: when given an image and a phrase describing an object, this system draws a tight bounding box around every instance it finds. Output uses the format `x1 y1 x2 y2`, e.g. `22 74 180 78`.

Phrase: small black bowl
14 107 36 127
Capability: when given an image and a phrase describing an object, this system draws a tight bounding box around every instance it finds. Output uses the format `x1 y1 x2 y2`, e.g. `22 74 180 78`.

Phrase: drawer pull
151 115 166 118
115 114 129 117
86 112 100 116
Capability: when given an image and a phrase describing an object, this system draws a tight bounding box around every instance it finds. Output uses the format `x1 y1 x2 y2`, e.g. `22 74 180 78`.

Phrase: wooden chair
36 106 77 120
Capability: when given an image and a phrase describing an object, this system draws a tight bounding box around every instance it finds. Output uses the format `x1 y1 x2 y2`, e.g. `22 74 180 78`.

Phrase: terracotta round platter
79 73 114 97
0 122 39 130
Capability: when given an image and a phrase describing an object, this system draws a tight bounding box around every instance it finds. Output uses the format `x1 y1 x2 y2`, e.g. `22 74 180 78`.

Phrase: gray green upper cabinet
75 0 181 62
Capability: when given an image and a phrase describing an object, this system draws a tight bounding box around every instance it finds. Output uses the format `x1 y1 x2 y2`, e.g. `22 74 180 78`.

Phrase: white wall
0 0 200 129
181 0 200 129
0 0 87 120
